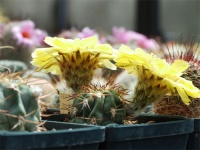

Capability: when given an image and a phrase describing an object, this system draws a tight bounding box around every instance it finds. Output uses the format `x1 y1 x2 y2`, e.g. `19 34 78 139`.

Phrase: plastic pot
100 114 194 150
186 118 200 150
0 121 105 150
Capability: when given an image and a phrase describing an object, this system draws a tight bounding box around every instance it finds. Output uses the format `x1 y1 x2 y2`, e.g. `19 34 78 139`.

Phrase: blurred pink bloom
33 29 48 46
137 38 158 50
77 27 98 39
76 27 106 43
11 20 47 47
58 28 79 39
112 26 158 50
112 26 146 44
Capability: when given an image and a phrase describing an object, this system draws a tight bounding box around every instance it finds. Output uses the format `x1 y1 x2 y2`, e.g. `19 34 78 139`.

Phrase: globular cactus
154 64 200 118
1 21 29 60
114 45 200 118
23 71 60 112
0 60 28 73
181 65 200 89
0 73 41 131
153 38 200 118
1 20 47 68
70 84 128 125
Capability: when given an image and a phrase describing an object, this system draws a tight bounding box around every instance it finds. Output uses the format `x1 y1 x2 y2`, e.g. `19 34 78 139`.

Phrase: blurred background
0 0 200 40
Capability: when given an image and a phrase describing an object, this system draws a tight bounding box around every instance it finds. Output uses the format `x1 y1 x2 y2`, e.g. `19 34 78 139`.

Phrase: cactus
153 37 200 118
70 84 128 125
1 20 47 68
0 72 41 131
154 64 200 118
23 69 52 81
1 21 28 60
181 65 200 89
114 45 200 117
0 60 28 73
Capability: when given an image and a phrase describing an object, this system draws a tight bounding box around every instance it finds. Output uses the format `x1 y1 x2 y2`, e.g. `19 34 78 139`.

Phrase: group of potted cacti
0 15 200 149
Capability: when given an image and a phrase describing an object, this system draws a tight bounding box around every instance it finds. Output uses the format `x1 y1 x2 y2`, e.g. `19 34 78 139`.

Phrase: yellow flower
31 36 116 92
114 45 200 106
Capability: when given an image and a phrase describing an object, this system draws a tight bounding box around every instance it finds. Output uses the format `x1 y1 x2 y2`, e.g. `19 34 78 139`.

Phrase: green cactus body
71 89 127 126
181 65 200 88
0 82 41 131
0 60 28 73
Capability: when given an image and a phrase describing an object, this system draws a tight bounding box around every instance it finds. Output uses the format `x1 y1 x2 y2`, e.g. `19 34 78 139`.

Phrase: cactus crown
69 82 130 125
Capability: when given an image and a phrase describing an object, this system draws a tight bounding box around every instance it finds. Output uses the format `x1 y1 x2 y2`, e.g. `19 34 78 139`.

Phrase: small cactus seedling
0 71 41 131
70 83 129 125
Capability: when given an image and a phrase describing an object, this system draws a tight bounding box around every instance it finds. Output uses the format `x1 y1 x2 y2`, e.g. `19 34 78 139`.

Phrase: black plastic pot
99 114 194 150
0 121 105 150
42 108 71 122
186 118 200 150
42 114 70 122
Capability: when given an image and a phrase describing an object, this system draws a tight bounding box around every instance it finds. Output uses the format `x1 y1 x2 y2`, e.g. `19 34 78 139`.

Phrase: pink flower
137 38 158 50
58 28 79 39
77 27 98 39
112 26 146 44
76 27 106 43
112 26 158 50
11 20 47 48
32 29 48 46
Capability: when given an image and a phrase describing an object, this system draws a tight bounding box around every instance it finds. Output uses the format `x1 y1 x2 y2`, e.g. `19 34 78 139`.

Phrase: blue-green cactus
70 85 127 126
0 60 28 73
0 77 41 131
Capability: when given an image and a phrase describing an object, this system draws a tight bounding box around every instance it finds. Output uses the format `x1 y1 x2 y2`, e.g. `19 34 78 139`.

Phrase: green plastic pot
0 121 105 149
99 114 194 150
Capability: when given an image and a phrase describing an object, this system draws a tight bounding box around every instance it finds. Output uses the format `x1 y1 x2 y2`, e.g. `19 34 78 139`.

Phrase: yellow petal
53 38 72 51
170 60 189 76
100 59 117 70
45 37 77 53
44 36 55 47
118 45 134 54
176 86 191 105
164 77 200 104
94 44 113 54
36 59 61 75
43 65 61 75
80 36 98 49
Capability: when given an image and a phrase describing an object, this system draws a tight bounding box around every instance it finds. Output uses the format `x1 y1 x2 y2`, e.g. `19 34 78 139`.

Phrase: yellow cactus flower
31 36 116 92
114 45 200 113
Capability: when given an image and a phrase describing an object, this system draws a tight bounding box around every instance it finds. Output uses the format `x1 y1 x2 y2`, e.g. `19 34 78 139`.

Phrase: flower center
22 31 30 38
